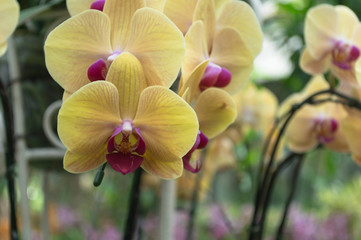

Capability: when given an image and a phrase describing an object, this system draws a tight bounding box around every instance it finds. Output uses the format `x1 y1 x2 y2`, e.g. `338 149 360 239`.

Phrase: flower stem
123 168 143 240
276 155 304 239
160 179 176 240
0 77 18 240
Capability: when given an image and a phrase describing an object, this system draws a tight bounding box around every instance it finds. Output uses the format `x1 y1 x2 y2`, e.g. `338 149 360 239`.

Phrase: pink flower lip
90 0 105 11
182 131 208 173
199 62 232 91
331 41 360 70
106 122 146 175
87 58 107 82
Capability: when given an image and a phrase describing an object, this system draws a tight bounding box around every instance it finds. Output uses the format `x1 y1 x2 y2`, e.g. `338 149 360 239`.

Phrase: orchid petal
44 10 112 94
304 4 337 59
193 0 216 52
64 146 107 173
66 0 94 16
106 153 143 175
180 60 209 103
145 0 166 11
0 0 19 44
142 151 183 179
217 1 263 58
182 21 208 81
194 88 236 139
211 27 254 94
0 42 7 57
103 0 145 50
335 5 359 39
106 52 147 119
58 81 121 154
163 0 197 34
343 113 361 165
300 47 330 75
285 105 319 153
134 86 199 159
126 8 185 88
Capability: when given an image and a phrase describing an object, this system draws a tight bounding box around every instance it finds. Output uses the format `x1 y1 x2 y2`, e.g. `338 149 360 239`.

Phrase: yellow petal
0 0 19 44
335 5 359 39
217 1 263 58
126 8 185 88
211 27 254 94
44 11 112 94
194 88 236 138
299 47 330 75
285 105 319 153
134 86 199 158
193 0 216 53
103 0 145 50
302 75 330 96
180 60 209 103
64 146 107 173
142 151 183 179
106 52 147 119
214 0 230 16
343 113 361 165
66 0 93 16
0 42 7 57
58 81 121 154
163 0 197 34
304 4 337 59
182 21 208 81
145 0 166 11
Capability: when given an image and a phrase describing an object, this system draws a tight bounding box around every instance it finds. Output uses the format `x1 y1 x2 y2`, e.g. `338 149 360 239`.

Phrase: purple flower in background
288 206 318 240
101 224 122 240
56 205 79 229
209 205 231 239
319 213 350 240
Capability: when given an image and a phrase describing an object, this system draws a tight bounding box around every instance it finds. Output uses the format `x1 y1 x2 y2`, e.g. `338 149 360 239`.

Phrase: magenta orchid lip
106 121 146 175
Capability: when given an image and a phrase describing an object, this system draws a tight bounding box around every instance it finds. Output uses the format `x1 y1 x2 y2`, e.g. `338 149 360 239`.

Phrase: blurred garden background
1 0 361 239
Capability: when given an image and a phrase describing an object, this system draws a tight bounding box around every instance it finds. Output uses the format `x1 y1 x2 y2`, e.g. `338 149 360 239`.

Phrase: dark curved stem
249 88 361 240
258 153 303 239
0 79 18 240
276 155 304 239
123 168 143 240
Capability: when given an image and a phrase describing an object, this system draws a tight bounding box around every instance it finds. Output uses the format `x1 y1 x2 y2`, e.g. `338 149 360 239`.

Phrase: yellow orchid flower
163 0 233 35
45 0 184 98
179 0 262 97
0 0 19 56
58 53 199 179
232 83 278 137
66 0 166 16
281 76 349 153
300 4 361 82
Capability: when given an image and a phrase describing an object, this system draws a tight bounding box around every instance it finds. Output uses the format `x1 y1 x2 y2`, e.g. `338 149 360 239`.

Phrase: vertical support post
159 179 176 240
8 38 31 240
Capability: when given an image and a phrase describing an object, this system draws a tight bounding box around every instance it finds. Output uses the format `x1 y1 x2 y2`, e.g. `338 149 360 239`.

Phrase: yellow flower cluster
44 0 263 178
283 4 361 166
